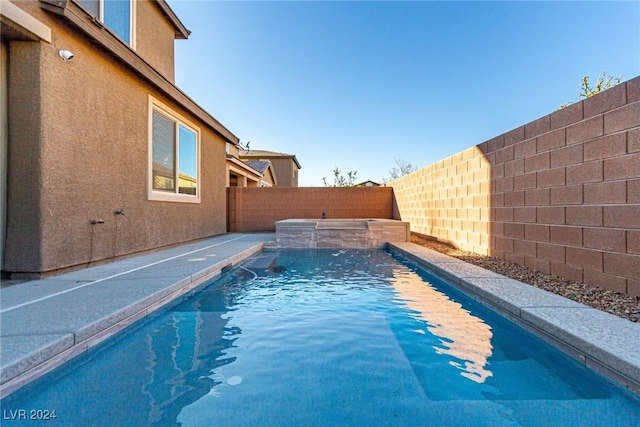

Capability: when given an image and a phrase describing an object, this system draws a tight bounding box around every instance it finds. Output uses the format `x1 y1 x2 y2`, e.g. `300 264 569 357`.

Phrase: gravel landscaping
411 234 640 323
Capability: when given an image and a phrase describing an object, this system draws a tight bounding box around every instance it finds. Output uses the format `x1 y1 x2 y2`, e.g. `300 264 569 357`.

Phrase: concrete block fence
227 187 396 232
390 76 640 296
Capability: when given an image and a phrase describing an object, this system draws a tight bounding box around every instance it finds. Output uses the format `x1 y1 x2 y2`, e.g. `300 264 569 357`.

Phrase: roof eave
153 0 191 39
227 156 263 176
292 155 302 169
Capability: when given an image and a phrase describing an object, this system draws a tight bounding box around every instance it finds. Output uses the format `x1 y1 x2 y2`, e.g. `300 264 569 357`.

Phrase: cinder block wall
391 76 640 296
390 146 492 256
227 187 395 232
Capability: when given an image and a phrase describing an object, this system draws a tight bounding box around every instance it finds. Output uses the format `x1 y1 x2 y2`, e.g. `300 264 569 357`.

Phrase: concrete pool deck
0 235 638 398
0 233 274 397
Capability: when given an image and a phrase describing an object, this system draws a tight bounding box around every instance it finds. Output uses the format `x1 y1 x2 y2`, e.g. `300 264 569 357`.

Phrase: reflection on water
140 308 233 424
390 268 494 383
140 272 252 423
0 271 252 427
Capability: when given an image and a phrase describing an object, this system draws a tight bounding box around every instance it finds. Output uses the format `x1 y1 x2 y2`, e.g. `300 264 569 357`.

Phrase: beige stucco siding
4 4 227 273
271 158 297 187
136 0 176 81
5 40 46 271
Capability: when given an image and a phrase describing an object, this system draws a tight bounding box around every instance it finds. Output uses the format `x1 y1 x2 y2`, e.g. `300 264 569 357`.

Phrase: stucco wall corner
1 0 52 42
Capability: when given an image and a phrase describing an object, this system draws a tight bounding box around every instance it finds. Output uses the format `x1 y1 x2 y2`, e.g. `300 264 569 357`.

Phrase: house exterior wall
1 0 54 272
0 41 7 272
262 165 277 187
135 0 175 81
3 1 228 275
268 158 286 186
390 76 640 296
5 39 46 271
276 158 298 187
227 187 395 232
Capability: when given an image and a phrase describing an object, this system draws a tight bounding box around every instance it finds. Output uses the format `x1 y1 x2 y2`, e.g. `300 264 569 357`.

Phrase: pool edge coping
387 241 640 395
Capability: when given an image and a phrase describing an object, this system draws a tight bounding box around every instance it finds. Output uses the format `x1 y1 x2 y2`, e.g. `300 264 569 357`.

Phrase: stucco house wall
135 0 180 81
270 157 298 187
3 0 233 276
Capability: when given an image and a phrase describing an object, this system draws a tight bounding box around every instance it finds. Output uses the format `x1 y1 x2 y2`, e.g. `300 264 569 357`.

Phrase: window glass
149 101 200 202
178 125 198 195
79 0 131 45
104 0 131 45
78 0 100 17
152 110 175 192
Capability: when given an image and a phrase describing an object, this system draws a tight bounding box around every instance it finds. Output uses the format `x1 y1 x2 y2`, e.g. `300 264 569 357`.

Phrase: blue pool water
2 249 639 426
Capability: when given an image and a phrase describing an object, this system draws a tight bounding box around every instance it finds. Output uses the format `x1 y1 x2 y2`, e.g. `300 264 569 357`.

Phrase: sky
169 0 640 186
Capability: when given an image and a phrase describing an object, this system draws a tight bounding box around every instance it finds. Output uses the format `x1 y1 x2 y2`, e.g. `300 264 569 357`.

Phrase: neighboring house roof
356 180 381 187
225 156 277 186
246 160 277 185
226 155 263 176
39 0 238 145
240 150 302 169
245 160 271 175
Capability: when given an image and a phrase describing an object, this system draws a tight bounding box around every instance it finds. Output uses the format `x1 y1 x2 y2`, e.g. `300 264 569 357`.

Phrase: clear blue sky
169 1 640 186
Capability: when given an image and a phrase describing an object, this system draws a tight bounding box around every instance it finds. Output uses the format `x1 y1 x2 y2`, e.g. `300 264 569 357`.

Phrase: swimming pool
2 249 639 426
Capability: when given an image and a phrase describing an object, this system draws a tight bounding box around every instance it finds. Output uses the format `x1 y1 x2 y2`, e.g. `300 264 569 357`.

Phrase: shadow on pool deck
1 235 638 398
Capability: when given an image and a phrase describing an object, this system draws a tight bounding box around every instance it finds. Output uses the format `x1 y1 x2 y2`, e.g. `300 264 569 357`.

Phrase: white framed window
78 0 135 47
148 97 201 203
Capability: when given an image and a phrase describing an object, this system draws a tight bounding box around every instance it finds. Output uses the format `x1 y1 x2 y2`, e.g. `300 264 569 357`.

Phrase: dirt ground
410 234 639 323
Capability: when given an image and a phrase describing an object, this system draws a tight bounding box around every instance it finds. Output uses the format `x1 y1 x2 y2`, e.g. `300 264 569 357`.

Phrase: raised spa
275 218 410 249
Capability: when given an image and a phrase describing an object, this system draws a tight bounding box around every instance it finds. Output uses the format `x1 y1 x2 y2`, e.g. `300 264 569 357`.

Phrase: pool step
262 240 277 250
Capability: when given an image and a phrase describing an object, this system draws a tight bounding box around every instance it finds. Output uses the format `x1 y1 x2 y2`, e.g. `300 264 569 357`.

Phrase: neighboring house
240 149 301 187
356 180 381 187
1 0 241 277
244 161 277 187
225 142 276 187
